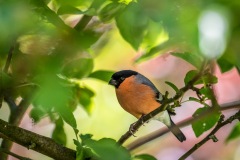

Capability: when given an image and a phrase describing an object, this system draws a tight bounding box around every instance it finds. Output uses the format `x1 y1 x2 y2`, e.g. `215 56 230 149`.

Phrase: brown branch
126 101 240 151
74 15 92 31
9 97 33 125
179 110 240 160
0 119 76 160
118 67 206 144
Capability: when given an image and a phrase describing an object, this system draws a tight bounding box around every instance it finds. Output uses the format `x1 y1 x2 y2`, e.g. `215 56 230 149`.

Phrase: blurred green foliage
226 123 240 143
0 0 239 159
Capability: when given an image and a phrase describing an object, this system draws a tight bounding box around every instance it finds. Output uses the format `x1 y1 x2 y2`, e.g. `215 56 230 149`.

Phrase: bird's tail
168 118 186 142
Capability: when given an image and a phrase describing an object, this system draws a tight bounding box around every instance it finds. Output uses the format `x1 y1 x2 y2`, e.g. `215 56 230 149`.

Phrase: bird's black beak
108 78 117 86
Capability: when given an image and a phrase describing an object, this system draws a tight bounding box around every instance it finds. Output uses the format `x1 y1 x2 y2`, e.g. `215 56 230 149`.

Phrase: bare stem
74 15 92 31
3 42 15 73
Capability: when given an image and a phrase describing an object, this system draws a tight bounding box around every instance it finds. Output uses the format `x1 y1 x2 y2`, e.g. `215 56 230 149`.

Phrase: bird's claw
129 115 148 137
129 122 137 137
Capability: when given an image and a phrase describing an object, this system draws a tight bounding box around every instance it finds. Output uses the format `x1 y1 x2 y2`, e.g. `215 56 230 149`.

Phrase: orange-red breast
109 70 186 142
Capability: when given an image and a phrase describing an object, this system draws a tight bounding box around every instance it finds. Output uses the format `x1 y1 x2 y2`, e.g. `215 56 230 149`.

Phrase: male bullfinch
109 70 186 142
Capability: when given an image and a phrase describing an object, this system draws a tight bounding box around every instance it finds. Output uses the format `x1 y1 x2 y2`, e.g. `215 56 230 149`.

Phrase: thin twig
126 101 240 151
74 15 92 31
0 147 32 160
179 110 240 160
3 96 18 112
1 42 15 109
3 43 15 73
9 96 34 125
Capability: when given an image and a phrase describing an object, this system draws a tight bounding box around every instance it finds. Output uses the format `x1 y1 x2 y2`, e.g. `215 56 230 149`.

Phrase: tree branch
74 15 92 31
3 96 17 113
9 96 33 125
0 119 76 160
126 101 240 151
179 110 240 160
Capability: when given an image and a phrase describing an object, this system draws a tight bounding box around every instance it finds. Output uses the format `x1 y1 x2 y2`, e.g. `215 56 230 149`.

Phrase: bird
108 70 186 142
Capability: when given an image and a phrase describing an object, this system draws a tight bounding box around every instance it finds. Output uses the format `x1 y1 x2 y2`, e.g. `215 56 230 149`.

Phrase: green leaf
172 52 203 69
133 154 157 160
115 2 149 50
77 86 95 113
217 56 234 73
54 0 92 7
57 5 84 15
56 105 77 129
74 139 83 160
141 20 165 50
80 134 93 144
135 20 169 63
184 70 218 86
77 30 102 49
99 2 126 22
135 20 168 63
135 41 168 63
165 81 179 92
80 134 93 141
0 72 13 90
226 122 240 142
189 97 201 103
199 87 213 99
192 107 220 137
184 70 198 85
30 106 47 123
197 73 218 85
52 118 67 145
88 70 115 82
33 75 72 109
62 58 94 79
90 0 107 10
84 138 131 160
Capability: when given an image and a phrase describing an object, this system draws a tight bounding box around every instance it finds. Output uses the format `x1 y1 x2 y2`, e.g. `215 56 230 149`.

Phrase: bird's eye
120 77 125 81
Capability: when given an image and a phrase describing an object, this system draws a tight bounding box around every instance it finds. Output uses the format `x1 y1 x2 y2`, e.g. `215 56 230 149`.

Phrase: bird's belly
116 88 160 118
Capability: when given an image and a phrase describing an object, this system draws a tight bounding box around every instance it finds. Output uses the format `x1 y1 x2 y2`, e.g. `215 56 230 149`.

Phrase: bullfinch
109 70 186 142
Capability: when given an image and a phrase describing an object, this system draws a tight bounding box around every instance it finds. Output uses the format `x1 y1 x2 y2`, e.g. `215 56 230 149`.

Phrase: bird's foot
129 115 148 137
129 122 137 137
